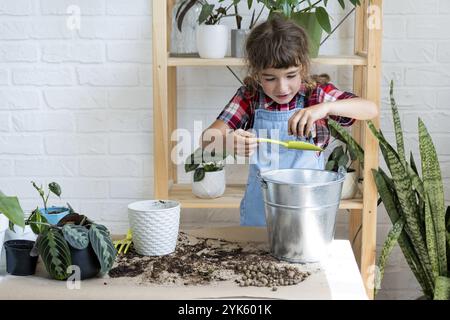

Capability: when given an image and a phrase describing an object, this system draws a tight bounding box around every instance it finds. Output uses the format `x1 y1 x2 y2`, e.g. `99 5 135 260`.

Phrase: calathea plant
370 81 450 300
28 209 117 281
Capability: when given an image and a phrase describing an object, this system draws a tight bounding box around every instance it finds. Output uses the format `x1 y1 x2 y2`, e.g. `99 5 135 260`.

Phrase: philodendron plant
370 81 450 300
28 209 117 281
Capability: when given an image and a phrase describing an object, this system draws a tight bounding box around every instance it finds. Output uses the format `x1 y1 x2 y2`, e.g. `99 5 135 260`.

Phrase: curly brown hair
244 15 327 94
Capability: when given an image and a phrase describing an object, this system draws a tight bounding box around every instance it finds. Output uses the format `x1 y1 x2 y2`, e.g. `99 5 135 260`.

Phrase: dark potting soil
108 232 312 288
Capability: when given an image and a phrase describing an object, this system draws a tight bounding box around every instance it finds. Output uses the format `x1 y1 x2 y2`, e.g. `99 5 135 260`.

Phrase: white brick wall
0 0 448 300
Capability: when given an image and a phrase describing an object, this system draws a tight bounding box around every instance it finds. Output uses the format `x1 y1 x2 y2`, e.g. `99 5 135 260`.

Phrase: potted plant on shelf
260 0 362 57
31 181 69 225
185 147 227 198
197 0 236 59
372 81 450 300
231 0 265 58
171 0 203 56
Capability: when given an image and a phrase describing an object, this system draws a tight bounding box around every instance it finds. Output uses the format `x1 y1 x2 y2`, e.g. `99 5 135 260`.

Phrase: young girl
201 16 378 226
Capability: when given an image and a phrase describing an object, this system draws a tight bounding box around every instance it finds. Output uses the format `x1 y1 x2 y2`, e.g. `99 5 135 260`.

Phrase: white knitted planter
128 200 180 256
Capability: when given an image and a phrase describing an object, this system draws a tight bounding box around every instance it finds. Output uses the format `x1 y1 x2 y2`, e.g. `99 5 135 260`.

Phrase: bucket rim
260 168 345 187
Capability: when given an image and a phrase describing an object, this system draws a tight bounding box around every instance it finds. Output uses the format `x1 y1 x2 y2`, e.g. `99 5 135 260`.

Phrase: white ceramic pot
340 171 359 200
0 215 8 271
197 24 228 59
192 169 226 199
128 200 180 256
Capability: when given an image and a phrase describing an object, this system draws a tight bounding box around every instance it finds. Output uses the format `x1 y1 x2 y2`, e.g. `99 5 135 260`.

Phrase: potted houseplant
0 191 32 275
261 0 362 57
196 0 235 58
27 208 117 280
185 148 227 198
325 144 359 200
372 81 450 300
171 0 203 56
231 0 265 58
31 181 69 225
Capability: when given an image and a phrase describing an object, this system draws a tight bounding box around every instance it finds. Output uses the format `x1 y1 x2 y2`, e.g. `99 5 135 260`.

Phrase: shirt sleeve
318 83 358 127
217 86 253 130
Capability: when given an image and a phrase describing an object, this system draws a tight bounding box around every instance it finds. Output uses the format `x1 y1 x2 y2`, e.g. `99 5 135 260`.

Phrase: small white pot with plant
185 148 226 199
196 1 232 59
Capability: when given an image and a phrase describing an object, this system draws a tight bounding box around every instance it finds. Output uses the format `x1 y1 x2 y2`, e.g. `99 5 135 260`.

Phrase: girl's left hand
288 103 330 137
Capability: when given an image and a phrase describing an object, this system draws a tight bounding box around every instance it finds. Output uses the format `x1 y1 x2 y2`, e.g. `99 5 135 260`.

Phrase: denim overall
240 94 325 226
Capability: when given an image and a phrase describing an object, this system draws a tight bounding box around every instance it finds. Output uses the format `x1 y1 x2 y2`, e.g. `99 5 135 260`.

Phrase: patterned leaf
389 80 406 168
89 224 117 274
49 182 61 197
376 217 404 296
62 224 89 250
328 119 364 168
433 276 450 300
27 208 49 235
424 193 439 280
37 228 71 280
419 118 447 276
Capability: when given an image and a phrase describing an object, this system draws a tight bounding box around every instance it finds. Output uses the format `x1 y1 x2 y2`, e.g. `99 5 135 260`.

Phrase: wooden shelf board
169 184 363 209
168 54 367 67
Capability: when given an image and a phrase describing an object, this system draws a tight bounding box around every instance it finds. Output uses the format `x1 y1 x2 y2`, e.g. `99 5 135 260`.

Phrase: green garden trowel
257 137 323 152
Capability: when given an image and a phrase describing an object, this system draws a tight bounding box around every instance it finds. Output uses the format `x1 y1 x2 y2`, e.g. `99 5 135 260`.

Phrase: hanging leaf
37 228 72 280
315 7 331 34
176 0 198 32
0 191 25 228
89 224 117 274
49 182 61 197
338 0 345 9
62 224 89 250
198 4 214 25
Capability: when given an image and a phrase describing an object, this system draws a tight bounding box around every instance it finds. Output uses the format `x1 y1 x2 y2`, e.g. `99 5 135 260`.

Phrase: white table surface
0 227 368 300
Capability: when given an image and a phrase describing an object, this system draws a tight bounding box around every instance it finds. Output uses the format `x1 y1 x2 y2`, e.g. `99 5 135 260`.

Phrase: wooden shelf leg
168 66 177 184
349 209 362 268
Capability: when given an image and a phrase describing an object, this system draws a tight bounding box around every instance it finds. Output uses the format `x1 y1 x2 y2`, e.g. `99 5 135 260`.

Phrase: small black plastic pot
70 244 100 280
4 240 38 276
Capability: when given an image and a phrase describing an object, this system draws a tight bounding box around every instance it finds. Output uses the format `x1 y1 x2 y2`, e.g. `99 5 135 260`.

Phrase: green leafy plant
370 80 450 300
198 0 237 25
0 191 25 228
31 181 64 213
28 208 117 281
260 0 362 34
185 148 227 182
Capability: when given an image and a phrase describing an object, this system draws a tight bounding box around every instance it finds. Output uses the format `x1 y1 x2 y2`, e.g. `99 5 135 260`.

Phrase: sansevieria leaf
389 80 406 168
37 228 71 280
424 193 439 280
62 224 89 250
419 118 447 276
376 217 404 296
433 276 450 300
89 224 117 274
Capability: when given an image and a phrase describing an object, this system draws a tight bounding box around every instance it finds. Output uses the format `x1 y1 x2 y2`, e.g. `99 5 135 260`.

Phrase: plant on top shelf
371 81 450 300
260 0 362 57
233 0 265 30
31 181 69 225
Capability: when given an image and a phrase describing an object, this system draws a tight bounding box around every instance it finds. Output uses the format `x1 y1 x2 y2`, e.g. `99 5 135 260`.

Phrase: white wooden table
0 227 368 300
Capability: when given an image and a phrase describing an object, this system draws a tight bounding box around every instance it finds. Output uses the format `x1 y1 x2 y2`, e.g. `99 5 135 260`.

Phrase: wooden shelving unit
153 0 382 299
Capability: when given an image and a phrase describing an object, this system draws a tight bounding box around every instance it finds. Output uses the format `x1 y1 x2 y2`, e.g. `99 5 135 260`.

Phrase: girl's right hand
231 129 258 157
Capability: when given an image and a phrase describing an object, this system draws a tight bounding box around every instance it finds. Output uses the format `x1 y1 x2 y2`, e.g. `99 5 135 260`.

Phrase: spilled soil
108 232 314 288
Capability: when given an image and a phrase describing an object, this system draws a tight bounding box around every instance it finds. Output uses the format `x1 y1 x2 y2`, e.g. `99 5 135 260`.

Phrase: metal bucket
260 168 346 263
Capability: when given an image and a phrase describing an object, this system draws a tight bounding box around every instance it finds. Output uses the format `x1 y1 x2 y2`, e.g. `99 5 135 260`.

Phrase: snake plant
370 80 450 300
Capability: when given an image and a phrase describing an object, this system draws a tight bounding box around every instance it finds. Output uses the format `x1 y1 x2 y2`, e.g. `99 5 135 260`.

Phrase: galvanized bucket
260 168 346 263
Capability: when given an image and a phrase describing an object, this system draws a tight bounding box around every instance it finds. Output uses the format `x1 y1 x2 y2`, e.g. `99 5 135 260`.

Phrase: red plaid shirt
217 82 357 150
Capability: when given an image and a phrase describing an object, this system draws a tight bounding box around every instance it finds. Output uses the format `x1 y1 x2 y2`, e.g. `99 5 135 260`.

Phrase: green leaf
27 208 49 235
62 224 89 250
37 228 72 280
0 192 25 228
49 182 61 197
419 118 447 276
433 276 450 300
376 217 404 296
193 167 205 182
315 7 331 34
338 0 345 9
325 160 336 171
89 224 117 274
185 163 200 173
198 4 214 25
390 80 406 168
